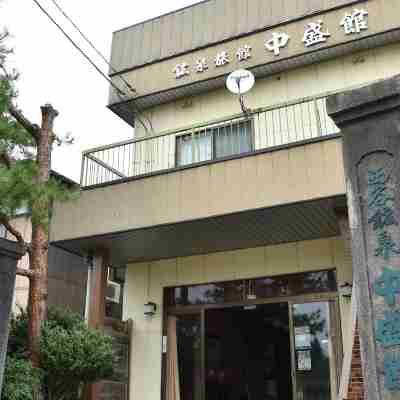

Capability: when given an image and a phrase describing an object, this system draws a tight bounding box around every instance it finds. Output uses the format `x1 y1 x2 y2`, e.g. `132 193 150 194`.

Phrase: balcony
82 94 340 188
51 93 346 261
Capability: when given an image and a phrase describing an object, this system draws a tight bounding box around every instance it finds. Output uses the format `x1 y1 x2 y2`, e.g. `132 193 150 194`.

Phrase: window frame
175 117 254 167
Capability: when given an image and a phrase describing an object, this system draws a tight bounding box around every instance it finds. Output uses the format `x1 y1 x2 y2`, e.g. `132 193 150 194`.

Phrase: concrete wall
123 236 353 400
52 137 345 241
135 43 400 138
0 239 23 396
8 215 87 315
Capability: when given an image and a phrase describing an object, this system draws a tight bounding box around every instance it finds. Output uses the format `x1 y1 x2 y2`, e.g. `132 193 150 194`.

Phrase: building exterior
0 173 88 315
49 1 400 399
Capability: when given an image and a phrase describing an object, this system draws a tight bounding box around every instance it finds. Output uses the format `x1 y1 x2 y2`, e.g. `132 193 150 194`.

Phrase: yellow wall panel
232 247 267 279
133 43 400 139
266 242 299 276
288 146 309 202
177 255 206 285
297 238 334 271
204 251 236 282
52 138 345 242
124 237 352 400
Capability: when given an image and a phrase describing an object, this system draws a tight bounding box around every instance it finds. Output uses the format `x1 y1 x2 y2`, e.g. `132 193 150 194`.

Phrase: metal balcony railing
81 95 340 188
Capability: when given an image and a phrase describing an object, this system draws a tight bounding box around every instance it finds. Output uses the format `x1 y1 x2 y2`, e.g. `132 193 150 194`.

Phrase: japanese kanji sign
173 8 369 79
368 167 400 392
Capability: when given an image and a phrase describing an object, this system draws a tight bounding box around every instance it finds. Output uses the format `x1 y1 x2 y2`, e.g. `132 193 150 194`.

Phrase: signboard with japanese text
173 9 368 80
358 153 400 393
108 0 400 113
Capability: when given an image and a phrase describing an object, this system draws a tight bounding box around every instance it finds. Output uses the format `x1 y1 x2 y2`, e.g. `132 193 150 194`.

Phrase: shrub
1 357 41 400
4 308 114 400
40 322 114 400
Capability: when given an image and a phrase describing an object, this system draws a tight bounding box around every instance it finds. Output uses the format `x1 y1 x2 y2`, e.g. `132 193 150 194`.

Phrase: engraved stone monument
328 75 400 400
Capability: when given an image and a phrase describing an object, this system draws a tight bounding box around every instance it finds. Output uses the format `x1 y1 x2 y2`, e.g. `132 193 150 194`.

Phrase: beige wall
111 0 399 107
110 0 360 73
123 237 353 400
6 215 31 312
135 42 400 138
52 138 345 241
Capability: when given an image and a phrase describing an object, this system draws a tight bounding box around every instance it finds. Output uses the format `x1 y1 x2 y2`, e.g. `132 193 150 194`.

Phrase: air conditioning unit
106 280 121 303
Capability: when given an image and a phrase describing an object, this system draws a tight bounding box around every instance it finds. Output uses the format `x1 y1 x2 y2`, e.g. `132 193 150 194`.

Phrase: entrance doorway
164 271 341 400
205 303 292 400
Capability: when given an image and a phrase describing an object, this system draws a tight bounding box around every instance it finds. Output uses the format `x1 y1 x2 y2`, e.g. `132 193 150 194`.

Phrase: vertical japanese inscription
368 167 400 392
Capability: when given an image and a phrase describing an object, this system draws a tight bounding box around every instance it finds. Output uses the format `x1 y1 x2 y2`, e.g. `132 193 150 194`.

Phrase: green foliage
4 308 114 400
0 31 78 229
7 308 29 358
40 323 114 400
1 357 41 400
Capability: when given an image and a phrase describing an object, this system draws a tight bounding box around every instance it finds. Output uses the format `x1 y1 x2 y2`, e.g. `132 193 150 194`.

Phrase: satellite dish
226 69 255 114
226 69 255 95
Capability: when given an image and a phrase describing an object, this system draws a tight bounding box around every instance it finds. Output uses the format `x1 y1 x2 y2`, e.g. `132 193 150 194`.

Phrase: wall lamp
144 302 157 317
339 282 353 299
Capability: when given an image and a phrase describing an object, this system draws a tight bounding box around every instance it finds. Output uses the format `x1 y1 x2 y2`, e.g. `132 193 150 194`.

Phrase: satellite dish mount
226 69 255 115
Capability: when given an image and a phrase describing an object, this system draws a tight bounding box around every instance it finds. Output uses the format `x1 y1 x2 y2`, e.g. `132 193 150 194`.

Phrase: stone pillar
0 239 24 397
327 74 400 400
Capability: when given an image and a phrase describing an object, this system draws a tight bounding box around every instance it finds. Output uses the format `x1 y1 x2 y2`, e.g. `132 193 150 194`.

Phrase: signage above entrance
173 9 369 80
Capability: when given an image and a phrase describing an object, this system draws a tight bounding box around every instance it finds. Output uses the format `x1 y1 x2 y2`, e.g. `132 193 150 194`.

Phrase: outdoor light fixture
339 282 353 298
144 302 157 317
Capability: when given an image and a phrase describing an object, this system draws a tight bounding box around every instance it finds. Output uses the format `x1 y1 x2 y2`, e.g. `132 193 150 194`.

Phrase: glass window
254 276 290 298
173 281 245 306
169 271 336 307
214 120 252 159
176 120 252 167
170 270 337 306
176 131 212 166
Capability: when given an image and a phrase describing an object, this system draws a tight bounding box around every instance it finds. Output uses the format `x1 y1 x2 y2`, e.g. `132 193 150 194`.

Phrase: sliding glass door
166 312 203 400
291 301 341 400
164 274 342 400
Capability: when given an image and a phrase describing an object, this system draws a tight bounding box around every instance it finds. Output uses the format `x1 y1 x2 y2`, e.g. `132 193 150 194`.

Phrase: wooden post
327 75 400 400
85 253 109 400
87 254 108 330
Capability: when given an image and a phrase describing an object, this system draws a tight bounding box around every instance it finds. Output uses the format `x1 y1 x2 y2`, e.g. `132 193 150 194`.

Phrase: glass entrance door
291 301 341 400
205 303 292 400
166 312 203 400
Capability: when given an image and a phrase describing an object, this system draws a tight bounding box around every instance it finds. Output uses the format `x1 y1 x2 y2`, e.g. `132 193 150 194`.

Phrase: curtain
166 316 181 400
177 132 212 166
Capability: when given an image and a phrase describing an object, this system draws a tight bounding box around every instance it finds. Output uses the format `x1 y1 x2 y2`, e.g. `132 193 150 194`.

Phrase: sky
2 0 202 181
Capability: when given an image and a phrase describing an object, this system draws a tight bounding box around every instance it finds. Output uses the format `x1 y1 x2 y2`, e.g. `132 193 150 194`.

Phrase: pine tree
0 29 77 367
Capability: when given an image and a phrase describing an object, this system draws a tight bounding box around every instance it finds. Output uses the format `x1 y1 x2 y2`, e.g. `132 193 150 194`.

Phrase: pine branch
16 267 35 279
0 151 11 168
7 102 40 141
0 64 40 141
0 214 30 254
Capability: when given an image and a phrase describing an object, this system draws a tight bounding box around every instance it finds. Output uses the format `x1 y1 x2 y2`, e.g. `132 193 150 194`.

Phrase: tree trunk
28 104 58 367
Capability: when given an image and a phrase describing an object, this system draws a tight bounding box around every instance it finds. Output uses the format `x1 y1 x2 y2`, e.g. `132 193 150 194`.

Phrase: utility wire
31 0 151 132
31 0 124 96
49 0 136 95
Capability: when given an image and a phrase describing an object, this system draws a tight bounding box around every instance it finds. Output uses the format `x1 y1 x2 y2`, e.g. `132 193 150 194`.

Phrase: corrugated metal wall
110 0 363 73
48 246 87 315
